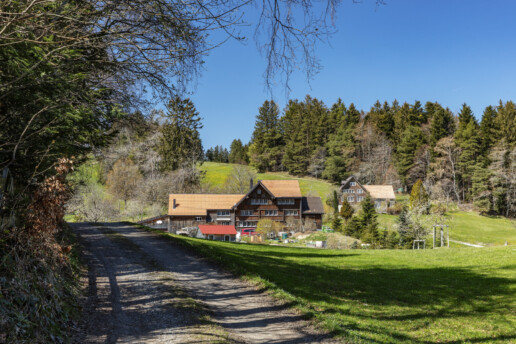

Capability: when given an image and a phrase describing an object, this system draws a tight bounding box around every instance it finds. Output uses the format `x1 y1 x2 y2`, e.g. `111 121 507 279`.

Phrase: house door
224 235 230 242
208 235 214 240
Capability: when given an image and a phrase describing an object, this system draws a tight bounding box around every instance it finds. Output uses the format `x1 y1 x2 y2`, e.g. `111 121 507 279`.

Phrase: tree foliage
157 97 203 171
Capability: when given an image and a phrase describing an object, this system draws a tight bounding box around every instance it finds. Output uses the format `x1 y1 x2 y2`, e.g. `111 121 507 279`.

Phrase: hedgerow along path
72 222 336 343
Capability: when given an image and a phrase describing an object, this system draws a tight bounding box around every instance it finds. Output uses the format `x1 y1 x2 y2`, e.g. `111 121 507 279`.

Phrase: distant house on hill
339 176 395 213
160 179 324 232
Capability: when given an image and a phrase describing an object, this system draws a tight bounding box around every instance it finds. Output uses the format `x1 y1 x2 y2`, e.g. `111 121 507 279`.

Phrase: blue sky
185 1 516 149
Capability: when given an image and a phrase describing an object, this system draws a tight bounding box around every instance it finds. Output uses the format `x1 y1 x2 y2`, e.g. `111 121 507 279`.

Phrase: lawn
146 230 516 343
200 162 337 204
377 212 516 246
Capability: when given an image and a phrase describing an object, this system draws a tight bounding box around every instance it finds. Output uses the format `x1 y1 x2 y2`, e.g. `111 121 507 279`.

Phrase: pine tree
455 104 481 200
395 206 414 248
495 101 516 147
479 106 499 154
344 215 362 238
249 100 283 172
396 126 425 188
339 198 354 222
430 105 455 148
157 96 203 171
333 190 339 214
229 139 247 164
360 195 379 244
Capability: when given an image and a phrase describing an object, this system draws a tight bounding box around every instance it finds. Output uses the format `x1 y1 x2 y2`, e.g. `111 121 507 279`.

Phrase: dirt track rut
72 222 335 343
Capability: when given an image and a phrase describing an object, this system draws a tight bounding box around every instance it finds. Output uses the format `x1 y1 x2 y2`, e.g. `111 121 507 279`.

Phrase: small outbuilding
196 225 237 242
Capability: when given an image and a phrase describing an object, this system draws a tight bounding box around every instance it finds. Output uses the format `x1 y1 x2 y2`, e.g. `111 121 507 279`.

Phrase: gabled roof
198 225 237 235
168 194 244 216
232 179 302 209
363 185 395 200
302 197 324 214
261 180 302 198
340 175 395 200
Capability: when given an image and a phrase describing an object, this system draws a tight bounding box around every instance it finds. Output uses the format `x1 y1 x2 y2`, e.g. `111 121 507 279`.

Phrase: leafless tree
67 183 117 222
223 165 257 193
429 137 462 203
489 142 516 217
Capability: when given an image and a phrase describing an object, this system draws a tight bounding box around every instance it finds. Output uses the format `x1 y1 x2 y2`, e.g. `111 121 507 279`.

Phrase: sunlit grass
150 230 516 343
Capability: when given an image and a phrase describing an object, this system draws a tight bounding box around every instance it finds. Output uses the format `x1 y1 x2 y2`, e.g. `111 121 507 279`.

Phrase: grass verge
136 224 516 343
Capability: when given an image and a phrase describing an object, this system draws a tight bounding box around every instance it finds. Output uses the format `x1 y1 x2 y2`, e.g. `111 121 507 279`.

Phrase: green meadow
200 161 337 204
146 229 516 344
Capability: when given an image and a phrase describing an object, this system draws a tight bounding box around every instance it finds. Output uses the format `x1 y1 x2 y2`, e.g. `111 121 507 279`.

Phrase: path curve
72 222 335 343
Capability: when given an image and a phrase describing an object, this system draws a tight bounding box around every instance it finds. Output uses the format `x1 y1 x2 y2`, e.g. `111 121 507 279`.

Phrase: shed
197 225 237 242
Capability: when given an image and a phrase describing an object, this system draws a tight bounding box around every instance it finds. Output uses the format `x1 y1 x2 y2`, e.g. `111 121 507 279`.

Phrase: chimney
173 198 176 209
250 178 254 190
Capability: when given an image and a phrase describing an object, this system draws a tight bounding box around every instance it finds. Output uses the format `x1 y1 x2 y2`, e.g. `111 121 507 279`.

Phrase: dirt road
72 222 335 343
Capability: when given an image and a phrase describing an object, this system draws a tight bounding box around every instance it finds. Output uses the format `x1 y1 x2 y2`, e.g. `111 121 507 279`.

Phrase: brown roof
261 180 302 198
302 197 324 214
363 185 395 200
168 194 244 216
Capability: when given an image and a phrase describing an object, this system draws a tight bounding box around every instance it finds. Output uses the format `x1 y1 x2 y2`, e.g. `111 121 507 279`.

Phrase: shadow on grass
161 232 516 344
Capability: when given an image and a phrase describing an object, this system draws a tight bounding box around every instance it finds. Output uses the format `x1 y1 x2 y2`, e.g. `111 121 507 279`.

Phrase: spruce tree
395 206 414 248
157 96 203 171
479 106 499 154
455 104 481 200
396 126 425 188
360 195 379 244
430 105 455 148
339 198 354 222
248 100 283 172
229 139 247 164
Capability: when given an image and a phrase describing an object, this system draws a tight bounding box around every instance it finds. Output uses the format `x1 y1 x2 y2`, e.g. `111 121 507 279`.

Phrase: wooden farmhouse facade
339 176 395 213
154 180 324 232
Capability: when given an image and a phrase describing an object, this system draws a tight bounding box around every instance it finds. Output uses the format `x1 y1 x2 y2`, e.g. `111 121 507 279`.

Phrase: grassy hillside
200 162 337 203
378 212 516 246
145 230 516 344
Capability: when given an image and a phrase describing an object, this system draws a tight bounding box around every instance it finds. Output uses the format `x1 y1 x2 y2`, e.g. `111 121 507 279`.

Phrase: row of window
239 221 257 227
217 210 230 217
240 209 299 216
250 198 296 205
343 188 364 194
347 196 365 202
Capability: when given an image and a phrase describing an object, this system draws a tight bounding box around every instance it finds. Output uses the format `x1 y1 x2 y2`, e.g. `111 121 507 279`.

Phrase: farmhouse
163 180 324 232
196 224 237 241
340 176 395 212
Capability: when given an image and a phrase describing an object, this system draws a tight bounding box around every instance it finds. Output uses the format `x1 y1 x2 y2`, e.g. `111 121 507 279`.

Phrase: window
239 221 257 227
195 216 203 222
357 188 363 194
285 210 299 216
251 198 268 205
219 221 230 225
264 210 278 216
375 201 382 209
347 196 355 202
240 210 253 216
350 181 356 186
357 196 364 202
257 189 262 194
217 210 230 217
343 189 355 194
277 198 295 205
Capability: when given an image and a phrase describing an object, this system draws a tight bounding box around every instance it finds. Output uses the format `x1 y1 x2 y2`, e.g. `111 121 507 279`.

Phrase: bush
387 203 404 215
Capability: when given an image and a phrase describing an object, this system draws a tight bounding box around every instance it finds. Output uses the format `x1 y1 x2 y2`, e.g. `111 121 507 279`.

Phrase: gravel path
449 239 485 248
72 222 336 343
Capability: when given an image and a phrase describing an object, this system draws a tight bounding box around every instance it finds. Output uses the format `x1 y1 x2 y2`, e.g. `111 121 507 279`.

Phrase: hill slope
200 162 337 204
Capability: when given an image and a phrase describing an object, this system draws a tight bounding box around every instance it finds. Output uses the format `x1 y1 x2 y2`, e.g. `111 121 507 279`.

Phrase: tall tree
455 104 481 200
429 105 456 148
248 100 283 172
396 126 425 189
229 139 248 164
360 195 380 245
157 97 203 171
